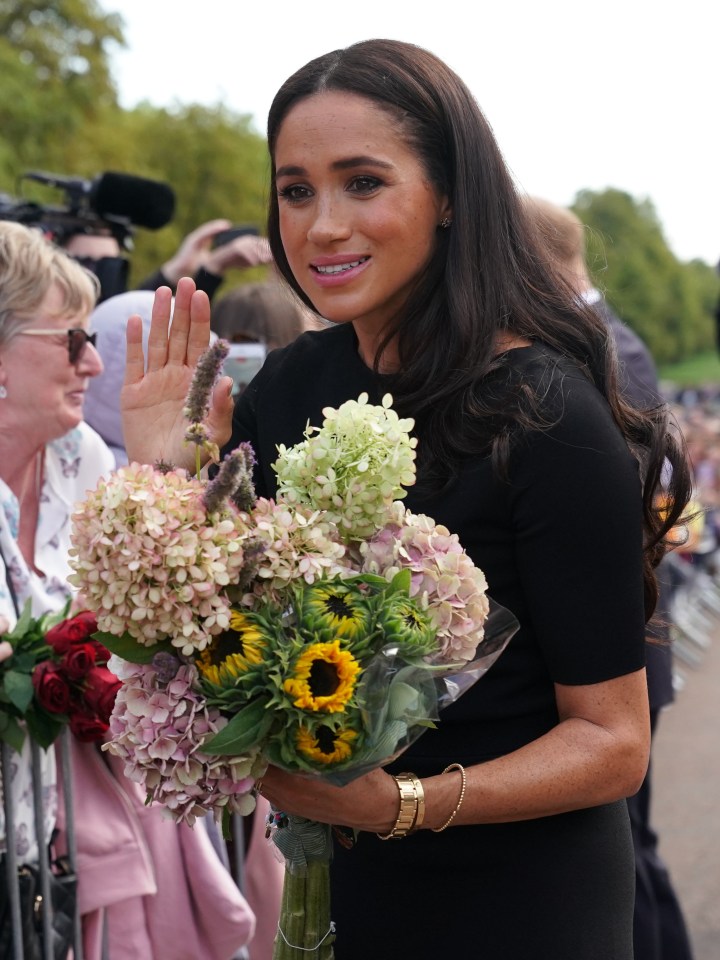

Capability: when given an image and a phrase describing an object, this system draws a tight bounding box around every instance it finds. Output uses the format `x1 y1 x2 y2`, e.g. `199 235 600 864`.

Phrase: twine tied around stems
276 921 336 952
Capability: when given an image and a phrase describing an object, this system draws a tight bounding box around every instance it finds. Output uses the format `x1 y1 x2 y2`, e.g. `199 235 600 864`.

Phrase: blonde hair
0 221 99 345
522 196 586 266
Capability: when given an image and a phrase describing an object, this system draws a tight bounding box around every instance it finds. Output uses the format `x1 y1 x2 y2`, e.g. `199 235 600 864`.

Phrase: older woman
0 220 110 870
0 222 255 960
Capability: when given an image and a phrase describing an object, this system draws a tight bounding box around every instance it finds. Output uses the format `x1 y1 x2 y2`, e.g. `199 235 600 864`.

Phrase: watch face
223 342 267 396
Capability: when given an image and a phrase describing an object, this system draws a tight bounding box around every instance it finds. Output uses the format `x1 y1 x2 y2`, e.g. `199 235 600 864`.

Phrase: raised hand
204 233 273 276
160 218 232 285
121 277 235 471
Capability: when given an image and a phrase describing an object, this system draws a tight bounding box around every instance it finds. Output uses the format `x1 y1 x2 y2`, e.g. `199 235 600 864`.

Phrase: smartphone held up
223 341 267 396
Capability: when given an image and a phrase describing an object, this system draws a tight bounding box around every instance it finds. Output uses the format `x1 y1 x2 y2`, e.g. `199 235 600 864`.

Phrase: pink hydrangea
360 503 490 662
69 463 254 655
104 657 264 826
243 497 350 606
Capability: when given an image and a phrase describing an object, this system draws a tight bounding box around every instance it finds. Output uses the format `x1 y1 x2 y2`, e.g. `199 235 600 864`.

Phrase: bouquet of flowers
68 342 518 959
0 603 120 751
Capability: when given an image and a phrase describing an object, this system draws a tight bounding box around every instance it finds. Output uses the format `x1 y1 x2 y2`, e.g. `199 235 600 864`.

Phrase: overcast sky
105 0 718 267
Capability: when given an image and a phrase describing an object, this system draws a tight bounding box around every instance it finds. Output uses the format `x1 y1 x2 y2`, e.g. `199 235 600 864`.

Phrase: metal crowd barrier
1 728 88 960
667 549 719 680
2 734 251 960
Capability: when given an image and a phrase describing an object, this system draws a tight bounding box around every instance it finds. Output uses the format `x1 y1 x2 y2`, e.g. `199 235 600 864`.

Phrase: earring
439 217 452 229
0 385 6 399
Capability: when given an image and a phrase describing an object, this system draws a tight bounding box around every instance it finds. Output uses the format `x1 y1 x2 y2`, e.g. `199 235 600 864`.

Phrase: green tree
0 0 125 181
573 189 715 365
84 100 270 285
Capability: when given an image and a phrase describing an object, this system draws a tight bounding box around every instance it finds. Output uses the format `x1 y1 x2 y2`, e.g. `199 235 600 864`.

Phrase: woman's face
274 91 450 341
0 282 103 446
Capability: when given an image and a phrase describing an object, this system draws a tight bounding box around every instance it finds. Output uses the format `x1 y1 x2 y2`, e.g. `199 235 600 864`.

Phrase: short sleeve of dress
506 363 647 685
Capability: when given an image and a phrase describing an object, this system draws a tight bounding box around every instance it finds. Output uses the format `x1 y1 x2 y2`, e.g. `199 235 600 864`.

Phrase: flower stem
273 860 334 960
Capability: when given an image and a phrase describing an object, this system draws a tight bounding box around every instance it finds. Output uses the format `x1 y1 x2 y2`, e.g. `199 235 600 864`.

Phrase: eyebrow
275 155 394 178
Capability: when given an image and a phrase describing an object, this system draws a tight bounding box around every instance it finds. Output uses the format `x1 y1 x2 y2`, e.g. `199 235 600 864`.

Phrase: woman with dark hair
121 39 692 959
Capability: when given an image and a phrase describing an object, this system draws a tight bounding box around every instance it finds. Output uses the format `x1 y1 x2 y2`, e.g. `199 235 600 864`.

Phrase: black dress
228 323 646 959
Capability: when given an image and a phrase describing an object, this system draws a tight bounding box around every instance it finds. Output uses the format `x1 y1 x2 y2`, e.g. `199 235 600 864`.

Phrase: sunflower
296 723 359 766
298 581 372 640
283 640 361 712
378 594 437 657
196 610 267 687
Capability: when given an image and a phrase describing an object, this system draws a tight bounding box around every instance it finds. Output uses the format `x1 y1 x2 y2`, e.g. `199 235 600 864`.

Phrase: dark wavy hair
266 38 693 620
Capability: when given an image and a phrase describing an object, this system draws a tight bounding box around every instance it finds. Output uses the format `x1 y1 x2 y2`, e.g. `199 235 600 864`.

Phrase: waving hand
121 277 234 471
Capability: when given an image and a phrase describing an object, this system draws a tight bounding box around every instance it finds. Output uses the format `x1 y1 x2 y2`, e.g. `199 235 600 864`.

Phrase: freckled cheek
279 214 307 259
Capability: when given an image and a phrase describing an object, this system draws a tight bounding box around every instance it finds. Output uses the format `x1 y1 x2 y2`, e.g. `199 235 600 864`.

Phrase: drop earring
0 385 7 399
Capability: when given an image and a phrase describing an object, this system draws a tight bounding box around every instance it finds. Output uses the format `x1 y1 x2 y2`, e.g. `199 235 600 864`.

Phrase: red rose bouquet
0 602 121 750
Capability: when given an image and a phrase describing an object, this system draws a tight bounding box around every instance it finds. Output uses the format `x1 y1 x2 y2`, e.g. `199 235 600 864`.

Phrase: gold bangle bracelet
376 772 420 839
431 763 467 833
409 773 425 831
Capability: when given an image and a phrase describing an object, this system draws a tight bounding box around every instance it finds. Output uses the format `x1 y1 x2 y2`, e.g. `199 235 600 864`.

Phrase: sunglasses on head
18 328 98 365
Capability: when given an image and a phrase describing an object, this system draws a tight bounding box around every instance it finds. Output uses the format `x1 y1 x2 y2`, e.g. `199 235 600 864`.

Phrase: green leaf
0 714 26 753
25 708 65 750
387 680 422 718
3 670 35 713
221 806 232 842
40 599 72 632
5 598 34 641
11 651 37 673
202 698 274 755
93 631 176 664
387 568 412 596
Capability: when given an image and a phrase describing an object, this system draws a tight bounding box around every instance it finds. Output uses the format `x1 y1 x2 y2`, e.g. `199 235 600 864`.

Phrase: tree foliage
0 1 716 361
96 102 269 286
572 189 717 365
0 0 124 180
0 0 269 285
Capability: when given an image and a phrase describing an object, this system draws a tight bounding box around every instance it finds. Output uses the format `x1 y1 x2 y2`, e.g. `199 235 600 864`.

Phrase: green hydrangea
273 393 417 541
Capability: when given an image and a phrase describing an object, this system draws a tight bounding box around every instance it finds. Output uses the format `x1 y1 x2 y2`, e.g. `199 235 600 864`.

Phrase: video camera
0 170 176 301
0 169 176 246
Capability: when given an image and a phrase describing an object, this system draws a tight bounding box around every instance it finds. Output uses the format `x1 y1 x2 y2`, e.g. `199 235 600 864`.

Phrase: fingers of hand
192 219 231 246
206 376 235 450
233 236 272 266
146 286 174 372
124 314 148 386
185 289 212 367
165 277 197 365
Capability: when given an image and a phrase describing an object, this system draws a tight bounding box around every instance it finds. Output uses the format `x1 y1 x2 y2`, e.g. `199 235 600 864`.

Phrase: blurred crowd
665 387 720 555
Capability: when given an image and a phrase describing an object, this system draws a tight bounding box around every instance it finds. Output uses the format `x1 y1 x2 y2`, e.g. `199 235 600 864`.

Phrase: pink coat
56 740 257 960
243 795 285 960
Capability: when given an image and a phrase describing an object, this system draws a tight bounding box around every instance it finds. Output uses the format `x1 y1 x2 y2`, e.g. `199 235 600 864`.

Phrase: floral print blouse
0 422 114 862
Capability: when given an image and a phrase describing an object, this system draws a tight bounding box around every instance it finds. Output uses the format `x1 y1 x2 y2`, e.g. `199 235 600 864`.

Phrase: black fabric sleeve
134 268 170 292
507 371 647 685
192 267 223 301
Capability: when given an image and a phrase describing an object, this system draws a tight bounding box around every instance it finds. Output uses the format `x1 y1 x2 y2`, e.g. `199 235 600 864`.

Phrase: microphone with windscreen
22 169 176 231
90 172 176 229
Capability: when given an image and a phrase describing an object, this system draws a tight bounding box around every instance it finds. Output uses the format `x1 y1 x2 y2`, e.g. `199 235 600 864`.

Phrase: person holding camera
135 219 273 302
62 217 273 304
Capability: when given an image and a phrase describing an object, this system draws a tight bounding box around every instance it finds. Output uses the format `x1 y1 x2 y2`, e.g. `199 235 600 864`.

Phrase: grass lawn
658 352 720 388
